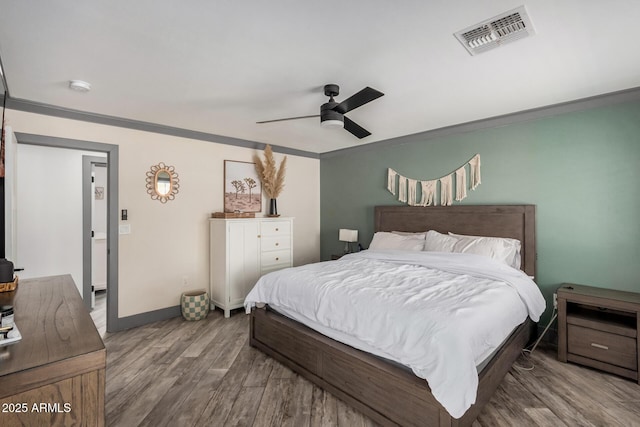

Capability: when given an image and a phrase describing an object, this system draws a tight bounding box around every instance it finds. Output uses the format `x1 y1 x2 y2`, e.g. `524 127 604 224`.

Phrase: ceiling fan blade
256 114 319 124
344 116 371 139
334 87 384 114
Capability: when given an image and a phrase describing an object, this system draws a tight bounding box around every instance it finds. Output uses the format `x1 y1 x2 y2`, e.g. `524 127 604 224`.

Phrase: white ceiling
1 1 639 154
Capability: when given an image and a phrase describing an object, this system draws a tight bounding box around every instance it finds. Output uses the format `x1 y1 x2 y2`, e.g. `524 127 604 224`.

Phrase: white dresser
209 217 293 317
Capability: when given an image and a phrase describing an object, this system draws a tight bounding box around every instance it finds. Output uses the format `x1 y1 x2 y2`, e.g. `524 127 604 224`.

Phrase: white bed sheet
245 250 545 418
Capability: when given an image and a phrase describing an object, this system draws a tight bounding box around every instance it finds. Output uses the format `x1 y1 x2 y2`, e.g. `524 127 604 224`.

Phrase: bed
247 205 542 427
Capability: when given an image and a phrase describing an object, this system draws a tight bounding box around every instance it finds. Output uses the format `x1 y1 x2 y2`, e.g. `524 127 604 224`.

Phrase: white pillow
449 232 521 268
391 231 427 237
369 232 425 251
423 230 458 252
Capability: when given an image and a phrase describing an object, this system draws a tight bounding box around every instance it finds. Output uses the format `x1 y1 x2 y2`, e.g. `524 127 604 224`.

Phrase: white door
228 221 260 305
91 165 108 293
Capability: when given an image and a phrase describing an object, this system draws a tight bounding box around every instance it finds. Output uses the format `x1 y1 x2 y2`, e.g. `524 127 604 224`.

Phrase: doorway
16 132 120 332
84 156 108 334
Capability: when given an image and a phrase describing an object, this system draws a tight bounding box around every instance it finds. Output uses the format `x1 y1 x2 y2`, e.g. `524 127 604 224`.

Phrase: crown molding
320 85 640 158
5 97 319 159
6 84 640 161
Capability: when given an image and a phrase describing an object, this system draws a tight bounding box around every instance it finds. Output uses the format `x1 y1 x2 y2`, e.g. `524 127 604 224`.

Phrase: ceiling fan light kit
257 83 384 139
320 94 344 128
320 119 344 129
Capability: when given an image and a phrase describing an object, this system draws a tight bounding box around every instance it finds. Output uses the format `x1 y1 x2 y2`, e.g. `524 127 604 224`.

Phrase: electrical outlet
182 276 189 288
553 292 558 309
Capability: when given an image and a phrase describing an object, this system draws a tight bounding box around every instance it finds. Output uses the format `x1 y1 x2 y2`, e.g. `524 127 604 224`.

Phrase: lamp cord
515 307 558 371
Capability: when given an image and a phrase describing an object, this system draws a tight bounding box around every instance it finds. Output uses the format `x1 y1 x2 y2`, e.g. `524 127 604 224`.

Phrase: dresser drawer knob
275 242 279 246
590 343 609 350
276 228 279 231
276 257 279 261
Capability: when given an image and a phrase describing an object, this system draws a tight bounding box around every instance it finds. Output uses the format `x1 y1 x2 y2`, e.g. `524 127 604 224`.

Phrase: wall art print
224 160 262 213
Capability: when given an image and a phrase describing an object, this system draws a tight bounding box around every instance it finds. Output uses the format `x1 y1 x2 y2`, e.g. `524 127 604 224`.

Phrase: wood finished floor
90 289 107 337
103 309 640 427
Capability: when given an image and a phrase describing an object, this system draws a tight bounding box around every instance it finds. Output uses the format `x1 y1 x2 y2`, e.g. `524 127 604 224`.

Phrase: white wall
16 145 106 296
6 109 321 317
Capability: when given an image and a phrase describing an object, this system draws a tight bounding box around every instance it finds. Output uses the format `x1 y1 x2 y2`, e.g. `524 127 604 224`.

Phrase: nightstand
557 283 640 383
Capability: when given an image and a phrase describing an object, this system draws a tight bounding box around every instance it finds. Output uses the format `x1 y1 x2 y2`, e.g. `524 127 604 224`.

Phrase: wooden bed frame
250 205 537 426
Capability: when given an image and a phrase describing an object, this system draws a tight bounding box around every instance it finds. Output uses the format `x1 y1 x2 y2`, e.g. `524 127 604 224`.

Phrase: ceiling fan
256 84 384 139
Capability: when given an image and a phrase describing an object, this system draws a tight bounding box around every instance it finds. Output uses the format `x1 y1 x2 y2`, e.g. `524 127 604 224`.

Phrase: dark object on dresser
251 204 537 426
0 258 14 283
557 283 639 383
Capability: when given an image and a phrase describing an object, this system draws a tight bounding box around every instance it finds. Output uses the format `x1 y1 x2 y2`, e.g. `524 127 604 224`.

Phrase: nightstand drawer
568 324 637 370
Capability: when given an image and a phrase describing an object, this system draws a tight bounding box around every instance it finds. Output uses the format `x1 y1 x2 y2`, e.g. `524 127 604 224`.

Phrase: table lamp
339 229 358 254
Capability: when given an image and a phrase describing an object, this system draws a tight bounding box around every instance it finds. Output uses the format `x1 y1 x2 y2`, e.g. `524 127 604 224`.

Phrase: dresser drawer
261 235 291 251
261 249 291 269
261 221 291 236
568 324 637 370
261 264 290 276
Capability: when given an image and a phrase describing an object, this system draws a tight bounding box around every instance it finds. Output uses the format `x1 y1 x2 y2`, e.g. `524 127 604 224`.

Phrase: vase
268 198 279 217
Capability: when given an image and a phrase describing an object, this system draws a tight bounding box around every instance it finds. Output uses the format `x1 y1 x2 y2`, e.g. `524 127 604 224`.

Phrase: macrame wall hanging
387 154 481 206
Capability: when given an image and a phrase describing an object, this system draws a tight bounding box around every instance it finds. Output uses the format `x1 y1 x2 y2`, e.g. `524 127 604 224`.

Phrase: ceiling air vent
454 5 535 56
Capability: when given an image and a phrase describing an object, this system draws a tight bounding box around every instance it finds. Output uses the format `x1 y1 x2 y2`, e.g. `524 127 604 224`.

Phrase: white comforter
244 250 546 418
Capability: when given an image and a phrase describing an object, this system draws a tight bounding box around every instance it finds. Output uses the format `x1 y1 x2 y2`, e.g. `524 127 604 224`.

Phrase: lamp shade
339 229 358 242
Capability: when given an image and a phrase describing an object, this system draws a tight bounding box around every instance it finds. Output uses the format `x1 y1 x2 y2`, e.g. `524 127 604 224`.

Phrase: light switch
119 224 131 235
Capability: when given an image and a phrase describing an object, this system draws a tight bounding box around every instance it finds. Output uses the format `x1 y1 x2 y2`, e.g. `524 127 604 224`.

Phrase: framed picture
95 186 105 200
224 160 262 213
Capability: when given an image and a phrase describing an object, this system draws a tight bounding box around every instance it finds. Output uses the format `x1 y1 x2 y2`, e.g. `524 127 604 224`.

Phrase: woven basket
0 276 18 293
181 290 209 321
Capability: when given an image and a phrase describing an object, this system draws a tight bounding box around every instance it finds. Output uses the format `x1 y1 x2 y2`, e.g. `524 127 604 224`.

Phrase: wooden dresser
557 283 639 383
0 275 106 426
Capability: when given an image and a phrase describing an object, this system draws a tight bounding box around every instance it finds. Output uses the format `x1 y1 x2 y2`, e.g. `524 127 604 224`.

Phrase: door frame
15 132 121 332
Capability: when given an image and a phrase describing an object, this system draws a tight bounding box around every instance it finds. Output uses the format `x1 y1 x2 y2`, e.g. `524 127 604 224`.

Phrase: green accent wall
320 101 640 316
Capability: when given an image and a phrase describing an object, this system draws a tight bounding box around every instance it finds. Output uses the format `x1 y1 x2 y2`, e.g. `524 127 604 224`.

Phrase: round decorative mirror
156 170 172 196
146 162 179 203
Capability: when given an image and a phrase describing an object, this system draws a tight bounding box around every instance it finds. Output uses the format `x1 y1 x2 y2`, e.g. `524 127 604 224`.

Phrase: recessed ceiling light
69 80 91 92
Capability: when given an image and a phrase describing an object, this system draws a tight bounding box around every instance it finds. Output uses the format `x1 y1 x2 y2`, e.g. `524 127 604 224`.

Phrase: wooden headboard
374 205 536 277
